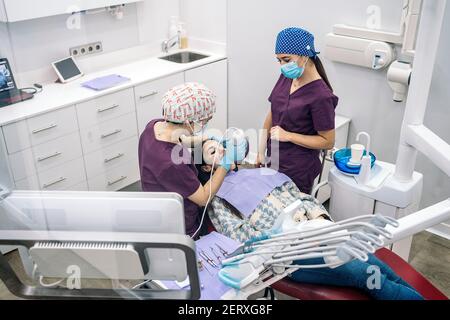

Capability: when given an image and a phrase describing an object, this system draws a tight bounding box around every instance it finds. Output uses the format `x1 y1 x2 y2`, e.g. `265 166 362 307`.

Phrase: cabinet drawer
38 158 86 191
27 107 78 146
88 162 140 191
80 112 137 154
76 88 135 128
66 180 88 191
2 120 31 154
15 175 40 190
32 132 83 173
84 136 138 178
135 73 184 135
8 148 36 182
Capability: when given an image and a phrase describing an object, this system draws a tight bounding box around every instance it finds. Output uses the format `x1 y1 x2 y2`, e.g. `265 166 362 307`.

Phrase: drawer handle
101 129 122 139
43 177 66 189
32 124 57 134
104 153 125 163
108 175 127 186
139 91 159 100
97 104 119 113
37 151 62 162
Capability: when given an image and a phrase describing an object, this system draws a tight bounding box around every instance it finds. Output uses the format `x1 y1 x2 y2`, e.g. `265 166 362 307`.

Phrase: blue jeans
289 254 423 300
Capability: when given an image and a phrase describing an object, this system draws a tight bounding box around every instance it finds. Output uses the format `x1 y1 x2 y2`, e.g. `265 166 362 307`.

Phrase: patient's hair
196 140 212 185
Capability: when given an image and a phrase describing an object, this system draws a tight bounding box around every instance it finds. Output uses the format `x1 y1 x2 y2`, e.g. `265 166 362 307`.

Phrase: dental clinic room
0 0 450 308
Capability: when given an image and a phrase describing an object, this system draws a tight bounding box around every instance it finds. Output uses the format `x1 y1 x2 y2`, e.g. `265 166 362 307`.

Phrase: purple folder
81 74 130 91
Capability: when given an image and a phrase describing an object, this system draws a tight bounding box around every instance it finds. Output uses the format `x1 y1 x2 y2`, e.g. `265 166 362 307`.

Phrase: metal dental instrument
199 257 213 276
199 250 219 268
210 247 222 264
215 243 229 257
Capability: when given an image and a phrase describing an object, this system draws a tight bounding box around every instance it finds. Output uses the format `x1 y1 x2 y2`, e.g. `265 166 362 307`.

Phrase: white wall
137 0 179 45
0 0 180 86
179 0 227 44
227 0 449 209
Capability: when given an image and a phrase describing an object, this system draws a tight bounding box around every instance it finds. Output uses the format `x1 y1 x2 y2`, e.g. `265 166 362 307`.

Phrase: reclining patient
198 139 423 300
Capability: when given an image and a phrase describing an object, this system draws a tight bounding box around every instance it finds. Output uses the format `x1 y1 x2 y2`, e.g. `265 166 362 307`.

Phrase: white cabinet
0 0 143 23
185 60 228 133
76 88 135 129
37 158 86 191
27 106 78 147
80 112 138 154
0 59 228 192
88 161 139 192
2 120 31 154
84 136 138 178
134 73 184 135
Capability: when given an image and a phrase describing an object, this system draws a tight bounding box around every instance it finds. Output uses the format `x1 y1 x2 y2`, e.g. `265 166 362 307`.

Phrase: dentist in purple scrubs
257 27 339 194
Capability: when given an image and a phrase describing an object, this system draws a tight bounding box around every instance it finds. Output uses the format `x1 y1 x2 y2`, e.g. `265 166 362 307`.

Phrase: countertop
0 49 227 127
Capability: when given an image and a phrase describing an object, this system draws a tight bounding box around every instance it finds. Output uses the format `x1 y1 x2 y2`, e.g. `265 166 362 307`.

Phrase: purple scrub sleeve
138 119 201 236
267 77 338 194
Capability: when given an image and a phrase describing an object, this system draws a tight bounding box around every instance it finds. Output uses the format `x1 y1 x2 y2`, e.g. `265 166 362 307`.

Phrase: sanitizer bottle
178 22 188 49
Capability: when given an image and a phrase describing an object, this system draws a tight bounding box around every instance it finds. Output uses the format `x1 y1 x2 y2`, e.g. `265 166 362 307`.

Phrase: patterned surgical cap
275 27 319 58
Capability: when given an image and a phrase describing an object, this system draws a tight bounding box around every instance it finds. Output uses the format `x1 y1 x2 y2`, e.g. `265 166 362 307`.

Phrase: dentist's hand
270 126 291 142
218 141 247 172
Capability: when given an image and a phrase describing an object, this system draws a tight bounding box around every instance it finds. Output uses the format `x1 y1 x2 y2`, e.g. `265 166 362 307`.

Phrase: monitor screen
0 59 16 93
53 57 82 81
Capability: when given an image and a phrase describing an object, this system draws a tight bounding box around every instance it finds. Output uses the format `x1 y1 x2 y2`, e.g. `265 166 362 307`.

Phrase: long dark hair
312 56 333 92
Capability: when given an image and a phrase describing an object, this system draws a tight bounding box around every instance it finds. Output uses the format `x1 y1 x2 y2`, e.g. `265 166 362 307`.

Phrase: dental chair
270 247 447 300
267 152 447 301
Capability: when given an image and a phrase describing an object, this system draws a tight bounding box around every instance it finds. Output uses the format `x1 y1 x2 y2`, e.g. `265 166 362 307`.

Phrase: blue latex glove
218 140 247 172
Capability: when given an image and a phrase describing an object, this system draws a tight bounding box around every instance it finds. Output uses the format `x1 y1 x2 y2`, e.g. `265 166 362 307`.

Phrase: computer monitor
0 58 17 93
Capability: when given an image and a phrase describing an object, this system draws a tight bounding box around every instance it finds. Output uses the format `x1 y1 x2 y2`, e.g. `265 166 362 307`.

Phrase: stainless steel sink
159 51 209 64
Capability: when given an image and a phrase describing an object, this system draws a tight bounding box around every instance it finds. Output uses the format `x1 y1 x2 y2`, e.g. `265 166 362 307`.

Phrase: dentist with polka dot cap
257 27 339 194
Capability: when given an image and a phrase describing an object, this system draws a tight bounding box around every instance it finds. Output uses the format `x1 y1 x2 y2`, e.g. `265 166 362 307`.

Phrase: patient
198 139 424 300
198 140 330 242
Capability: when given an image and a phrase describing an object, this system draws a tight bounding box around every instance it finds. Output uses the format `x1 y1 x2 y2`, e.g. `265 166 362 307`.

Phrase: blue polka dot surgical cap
275 27 319 58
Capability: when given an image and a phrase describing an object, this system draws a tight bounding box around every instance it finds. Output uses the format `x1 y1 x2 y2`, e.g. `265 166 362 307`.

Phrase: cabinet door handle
101 129 122 139
37 151 62 162
107 175 127 186
139 91 159 100
104 153 125 163
32 124 57 134
97 104 119 113
43 177 66 189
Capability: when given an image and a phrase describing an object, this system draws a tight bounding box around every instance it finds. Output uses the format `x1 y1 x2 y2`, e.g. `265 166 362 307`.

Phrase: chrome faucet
161 31 181 53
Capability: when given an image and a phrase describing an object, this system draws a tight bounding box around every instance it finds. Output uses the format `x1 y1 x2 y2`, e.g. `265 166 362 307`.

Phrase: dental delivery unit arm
219 198 450 300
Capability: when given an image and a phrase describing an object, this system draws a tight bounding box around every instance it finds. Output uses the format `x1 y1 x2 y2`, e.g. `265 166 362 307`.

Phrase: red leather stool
271 248 448 300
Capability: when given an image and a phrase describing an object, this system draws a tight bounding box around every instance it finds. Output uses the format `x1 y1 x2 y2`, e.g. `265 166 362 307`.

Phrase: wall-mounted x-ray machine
325 0 422 102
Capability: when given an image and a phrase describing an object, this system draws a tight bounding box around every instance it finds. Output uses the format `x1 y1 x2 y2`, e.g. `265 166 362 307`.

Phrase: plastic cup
350 144 365 164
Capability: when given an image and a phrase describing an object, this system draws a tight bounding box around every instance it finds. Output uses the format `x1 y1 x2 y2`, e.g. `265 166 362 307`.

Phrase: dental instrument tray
334 148 376 175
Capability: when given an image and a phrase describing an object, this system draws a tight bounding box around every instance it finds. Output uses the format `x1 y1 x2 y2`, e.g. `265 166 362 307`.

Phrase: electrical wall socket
69 41 103 57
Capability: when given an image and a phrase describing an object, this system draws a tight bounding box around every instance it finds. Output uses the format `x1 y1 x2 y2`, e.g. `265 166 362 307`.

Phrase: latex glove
219 141 247 172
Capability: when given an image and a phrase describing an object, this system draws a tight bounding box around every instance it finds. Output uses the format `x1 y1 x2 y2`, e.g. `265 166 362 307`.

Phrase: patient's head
202 140 225 168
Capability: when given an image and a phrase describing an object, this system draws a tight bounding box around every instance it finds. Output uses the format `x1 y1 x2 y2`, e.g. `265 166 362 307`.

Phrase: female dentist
138 82 246 238
257 27 339 194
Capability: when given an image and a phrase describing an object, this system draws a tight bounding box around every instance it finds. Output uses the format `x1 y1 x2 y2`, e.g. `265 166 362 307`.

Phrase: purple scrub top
138 119 201 236
267 77 338 193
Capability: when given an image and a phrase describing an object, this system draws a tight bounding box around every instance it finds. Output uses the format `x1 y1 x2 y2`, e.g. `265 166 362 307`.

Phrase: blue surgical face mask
281 58 308 79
